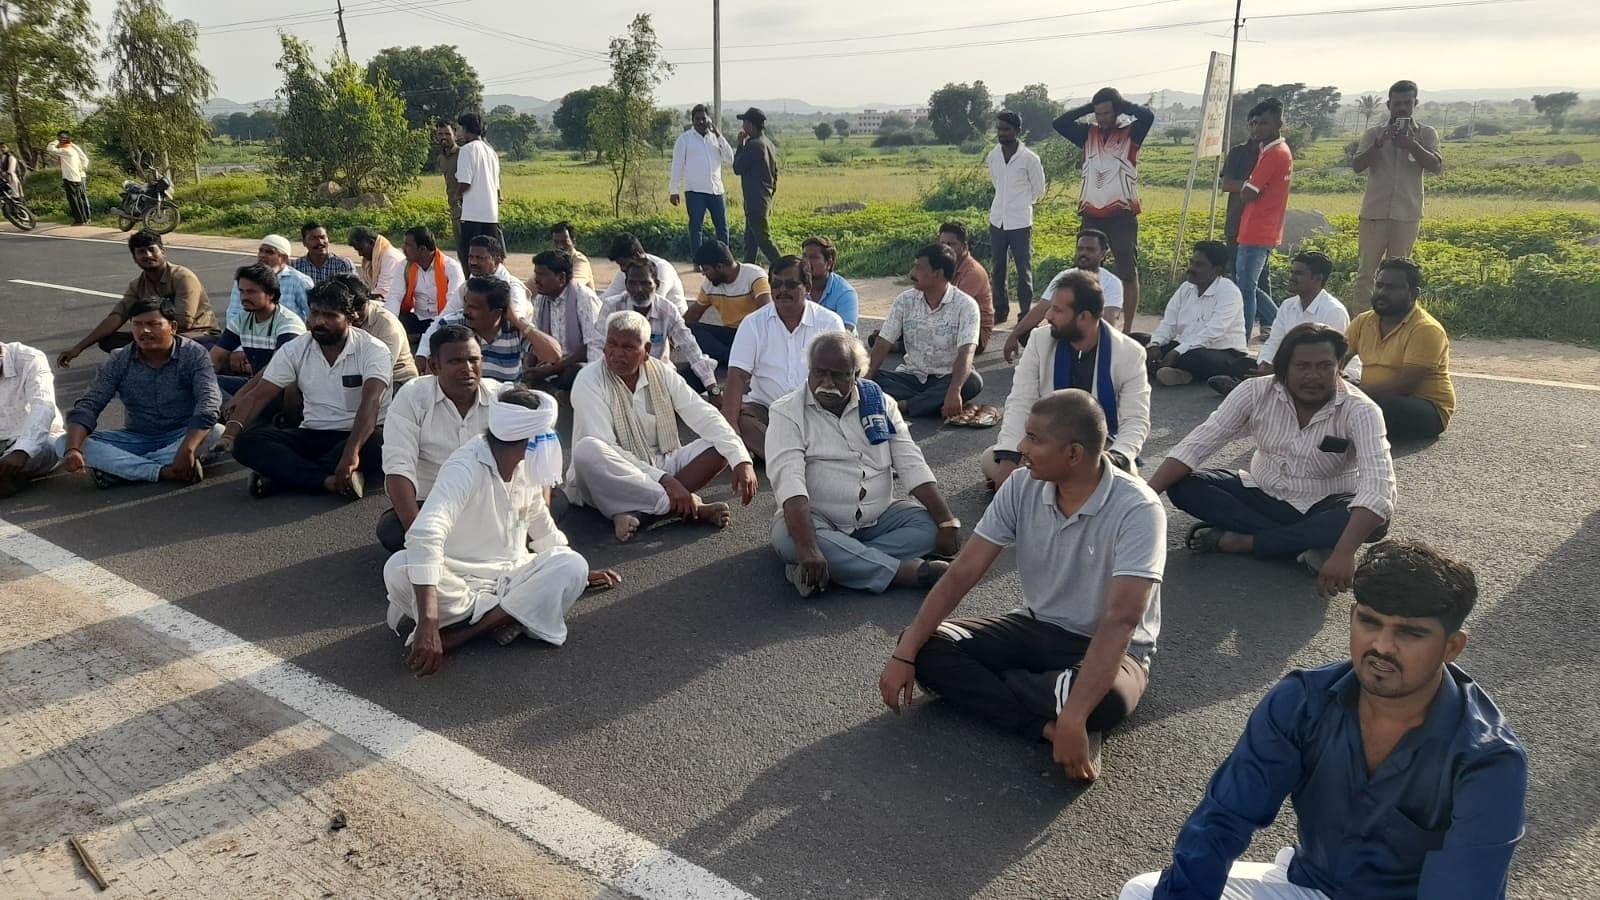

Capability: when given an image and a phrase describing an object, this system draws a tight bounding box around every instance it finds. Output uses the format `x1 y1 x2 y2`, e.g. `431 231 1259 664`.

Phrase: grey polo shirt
974 462 1166 660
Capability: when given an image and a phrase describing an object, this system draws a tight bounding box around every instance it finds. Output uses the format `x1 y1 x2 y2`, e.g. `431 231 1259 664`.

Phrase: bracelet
891 654 916 667
225 419 244 431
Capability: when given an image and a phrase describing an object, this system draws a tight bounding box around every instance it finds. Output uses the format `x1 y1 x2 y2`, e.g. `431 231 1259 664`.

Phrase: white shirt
398 437 569 591
1258 288 1351 366
371 245 407 301
415 263 535 357
599 253 688 313
879 284 981 380
996 323 1150 467
261 329 393 430
589 294 719 389
1039 266 1125 310
47 141 89 182
454 139 502 223
382 376 507 499
987 143 1046 230
387 253 468 320
1148 277 1248 355
532 280 602 358
766 385 935 531
669 128 735 195
1169 376 1396 520
0 342 64 458
728 301 846 407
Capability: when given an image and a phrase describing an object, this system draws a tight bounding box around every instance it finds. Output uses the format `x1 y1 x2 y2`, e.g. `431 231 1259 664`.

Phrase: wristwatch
938 518 961 530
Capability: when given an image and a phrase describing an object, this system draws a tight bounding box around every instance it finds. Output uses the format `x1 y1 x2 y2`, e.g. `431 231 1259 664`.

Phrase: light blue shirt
814 272 859 331
227 266 313 322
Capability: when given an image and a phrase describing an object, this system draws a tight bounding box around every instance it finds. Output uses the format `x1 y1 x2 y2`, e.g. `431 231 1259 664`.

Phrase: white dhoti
384 545 589 647
1120 848 1329 900
570 435 718 518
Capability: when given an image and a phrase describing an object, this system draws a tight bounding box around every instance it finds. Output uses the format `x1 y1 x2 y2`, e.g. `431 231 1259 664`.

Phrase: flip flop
1186 522 1224 553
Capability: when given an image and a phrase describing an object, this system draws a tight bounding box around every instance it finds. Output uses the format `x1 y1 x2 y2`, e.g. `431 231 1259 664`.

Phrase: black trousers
915 612 1149 737
233 426 384 492
875 370 984 418
457 220 504 265
1373 393 1445 440
1154 341 1252 380
741 193 781 267
63 179 91 224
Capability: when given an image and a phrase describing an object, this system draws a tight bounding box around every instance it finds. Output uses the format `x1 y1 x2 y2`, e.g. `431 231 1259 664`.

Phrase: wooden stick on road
68 835 110 890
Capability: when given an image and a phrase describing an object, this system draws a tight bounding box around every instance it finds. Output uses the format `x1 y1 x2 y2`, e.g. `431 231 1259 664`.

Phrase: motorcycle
117 169 181 234
0 176 35 231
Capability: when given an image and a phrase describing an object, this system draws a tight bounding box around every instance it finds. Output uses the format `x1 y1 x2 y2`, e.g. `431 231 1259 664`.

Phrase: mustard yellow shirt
1346 304 1454 427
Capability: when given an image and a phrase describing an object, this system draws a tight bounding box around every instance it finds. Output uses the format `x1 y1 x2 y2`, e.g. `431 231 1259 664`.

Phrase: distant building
852 108 928 134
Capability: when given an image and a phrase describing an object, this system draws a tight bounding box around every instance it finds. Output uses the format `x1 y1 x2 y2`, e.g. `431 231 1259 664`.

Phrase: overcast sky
131 0 1597 108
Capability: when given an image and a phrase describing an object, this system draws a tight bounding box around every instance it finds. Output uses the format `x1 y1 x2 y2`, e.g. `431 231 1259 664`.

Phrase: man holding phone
1145 323 1396 593
1351 80 1442 306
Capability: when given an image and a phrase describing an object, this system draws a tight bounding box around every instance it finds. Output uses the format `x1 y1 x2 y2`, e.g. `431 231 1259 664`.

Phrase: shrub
816 148 849 166
958 139 987 155
872 131 917 148
919 168 992 211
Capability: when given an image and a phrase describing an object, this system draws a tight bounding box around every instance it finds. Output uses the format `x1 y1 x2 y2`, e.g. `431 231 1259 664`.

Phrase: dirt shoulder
0 554 622 899
28 223 1600 387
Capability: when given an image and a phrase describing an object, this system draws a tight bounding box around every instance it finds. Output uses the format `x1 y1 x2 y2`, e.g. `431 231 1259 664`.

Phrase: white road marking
9 278 122 299
0 229 252 256
0 517 757 900
1453 370 1600 392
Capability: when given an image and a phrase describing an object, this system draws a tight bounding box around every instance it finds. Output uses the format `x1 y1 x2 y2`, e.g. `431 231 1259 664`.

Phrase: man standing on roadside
292 221 356 285
669 104 735 259
1234 98 1291 342
434 121 463 247
1352 80 1442 305
46 131 91 225
939 221 996 354
454 112 503 264
987 110 1046 325
732 107 781 267
1220 110 1270 328
1055 88 1155 331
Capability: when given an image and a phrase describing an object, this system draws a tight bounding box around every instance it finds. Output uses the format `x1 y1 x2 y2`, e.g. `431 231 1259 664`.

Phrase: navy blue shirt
1155 660 1526 900
66 335 221 436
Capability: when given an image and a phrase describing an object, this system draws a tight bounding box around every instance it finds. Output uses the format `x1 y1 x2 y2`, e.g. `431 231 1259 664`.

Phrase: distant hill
483 94 553 115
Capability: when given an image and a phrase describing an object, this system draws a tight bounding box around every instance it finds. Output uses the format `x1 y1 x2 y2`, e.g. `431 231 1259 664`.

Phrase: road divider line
0 230 252 256
1453 370 1600 392
0 517 758 900
9 279 122 299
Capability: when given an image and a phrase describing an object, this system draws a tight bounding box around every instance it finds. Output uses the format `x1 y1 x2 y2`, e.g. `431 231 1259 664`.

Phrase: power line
199 0 472 36
365 0 610 61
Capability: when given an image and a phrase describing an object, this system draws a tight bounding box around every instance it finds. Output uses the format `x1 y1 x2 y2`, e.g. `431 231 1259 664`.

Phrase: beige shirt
767 385 934 531
1356 123 1441 222
360 300 419 385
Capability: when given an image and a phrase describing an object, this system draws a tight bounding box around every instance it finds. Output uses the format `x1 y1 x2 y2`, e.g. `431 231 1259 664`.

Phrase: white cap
260 234 292 257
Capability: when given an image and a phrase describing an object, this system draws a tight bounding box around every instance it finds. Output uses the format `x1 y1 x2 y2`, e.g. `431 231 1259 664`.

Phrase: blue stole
1053 320 1120 440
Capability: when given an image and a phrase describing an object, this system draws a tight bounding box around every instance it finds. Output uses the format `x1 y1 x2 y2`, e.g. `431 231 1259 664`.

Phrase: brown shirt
1357 123 1441 222
116 263 218 336
437 145 462 221
953 253 995 350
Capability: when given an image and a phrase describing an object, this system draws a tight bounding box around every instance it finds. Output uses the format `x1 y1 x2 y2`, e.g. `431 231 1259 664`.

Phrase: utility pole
335 0 350 58
712 0 722 128
1207 0 1244 237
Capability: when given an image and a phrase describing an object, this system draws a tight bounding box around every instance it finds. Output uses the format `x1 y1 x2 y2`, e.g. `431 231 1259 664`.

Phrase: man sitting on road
291 221 357 286
413 277 559 384
58 230 219 366
939 221 996 353
879 391 1166 781
0 339 66 498
866 244 983 419
379 325 530 552
225 234 313 321
416 235 536 366
589 261 720 396
1148 324 1395 589
768 331 959 597
984 271 1149 490
1006 228 1125 359
1120 540 1526 900
384 388 619 677
568 311 758 542
1344 257 1455 440
801 236 859 332
55 300 223 489
685 240 773 367
1208 251 1353 397
525 249 602 392
350 226 406 303
222 279 391 500
599 232 688 313
211 263 306 397
390 226 466 343
1145 241 1249 387
346 275 419 389
723 255 846 460
550 221 595 290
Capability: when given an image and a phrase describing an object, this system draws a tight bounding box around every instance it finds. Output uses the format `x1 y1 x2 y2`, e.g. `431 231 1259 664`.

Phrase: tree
365 45 482 129
248 108 280 141
99 0 215 176
553 85 607 159
1166 125 1194 145
1231 83 1342 143
878 113 912 133
1533 92 1580 131
927 81 991 144
590 13 671 215
812 121 833 142
489 104 517 117
227 111 252 140
485 107 540 160
647 107 676 155
1001 83 1061 142
270 34 425 202
0 0 99 164
1356 94 1381 131
832 117 850 143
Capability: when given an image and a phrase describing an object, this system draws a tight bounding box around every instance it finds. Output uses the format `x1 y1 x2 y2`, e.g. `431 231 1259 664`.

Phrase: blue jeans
771 500 938 593
688 321 737 367
56 425 224 483
685 190 728 257
1233 244 1279 340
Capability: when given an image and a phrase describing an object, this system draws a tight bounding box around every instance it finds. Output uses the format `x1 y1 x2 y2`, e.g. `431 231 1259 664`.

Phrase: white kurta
385 437 588 645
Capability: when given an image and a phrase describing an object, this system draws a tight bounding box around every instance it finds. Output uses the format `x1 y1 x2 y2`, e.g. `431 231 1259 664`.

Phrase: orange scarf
402 251 448 315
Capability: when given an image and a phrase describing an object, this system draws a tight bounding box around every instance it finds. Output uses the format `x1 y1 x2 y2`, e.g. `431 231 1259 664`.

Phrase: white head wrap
487 392 563 487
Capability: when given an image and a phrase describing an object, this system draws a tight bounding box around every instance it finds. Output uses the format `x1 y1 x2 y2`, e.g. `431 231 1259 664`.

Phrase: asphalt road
2 230 1596 900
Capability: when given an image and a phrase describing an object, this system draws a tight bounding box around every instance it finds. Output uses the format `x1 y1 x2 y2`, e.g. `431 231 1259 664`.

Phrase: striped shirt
290 253 356 285
217 305 306 373
1167 376 1395 520
427 314 531 383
